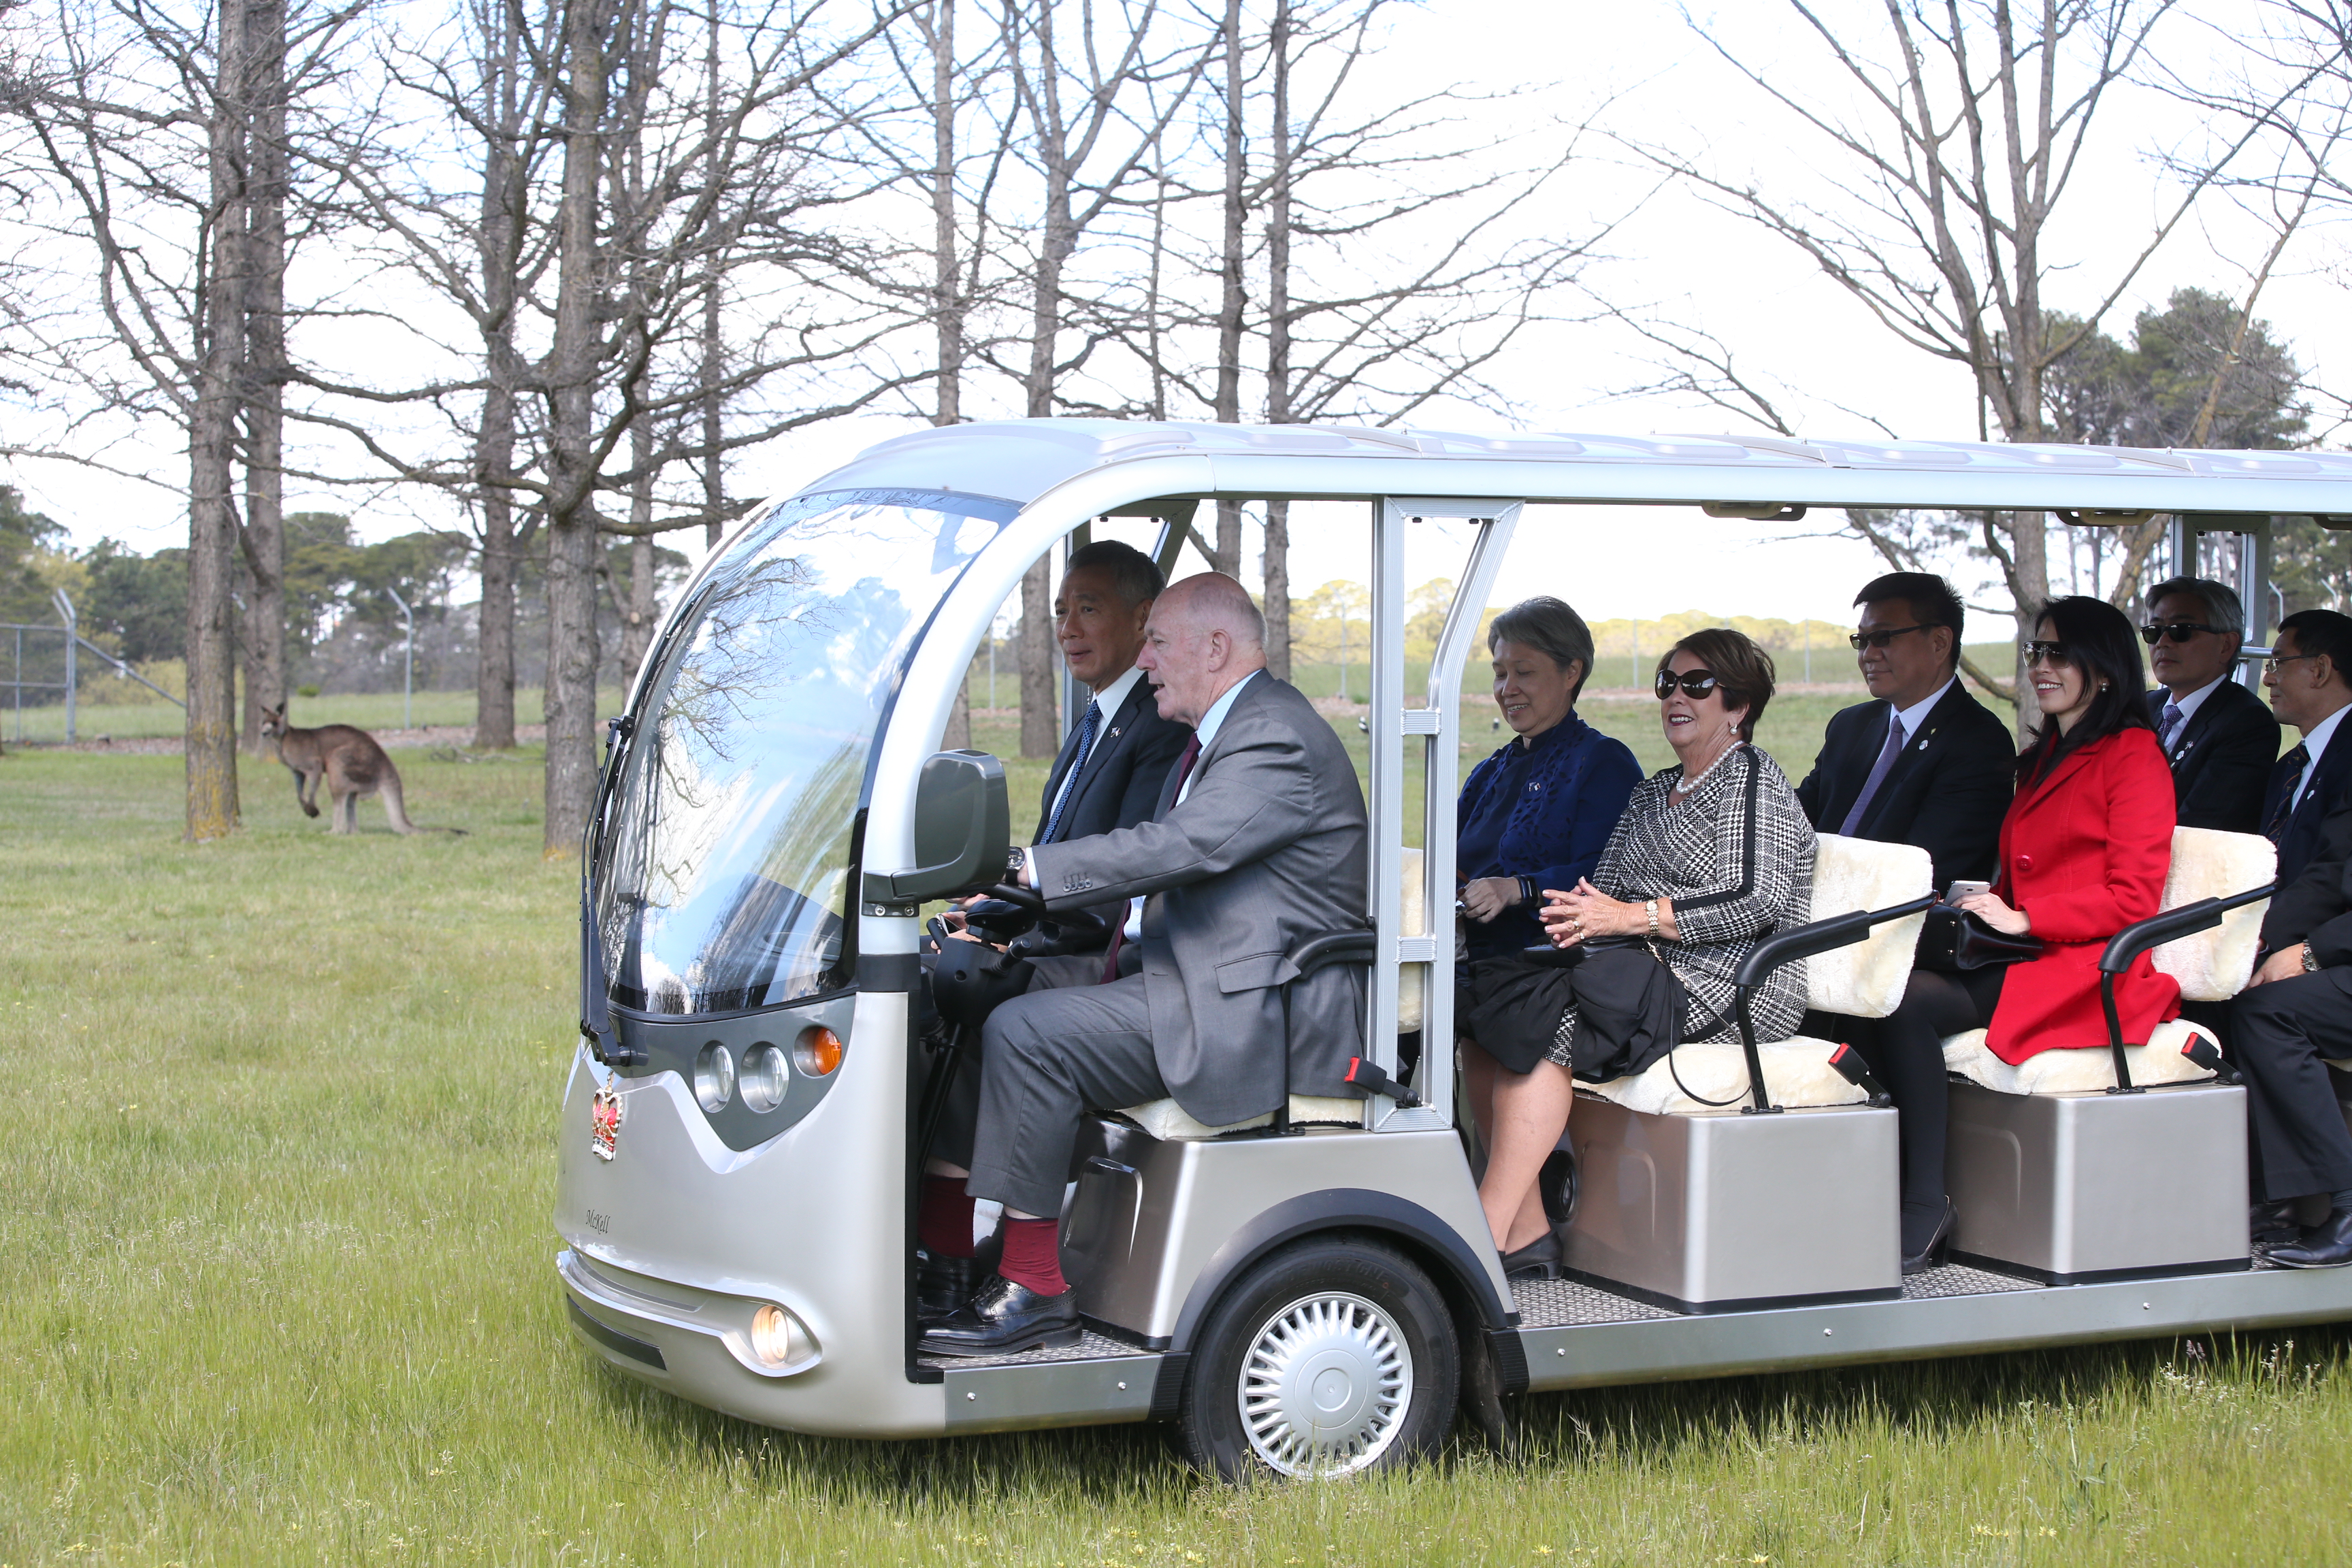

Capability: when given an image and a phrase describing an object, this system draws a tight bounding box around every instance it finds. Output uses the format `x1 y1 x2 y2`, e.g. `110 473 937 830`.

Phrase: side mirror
867 750 1011 904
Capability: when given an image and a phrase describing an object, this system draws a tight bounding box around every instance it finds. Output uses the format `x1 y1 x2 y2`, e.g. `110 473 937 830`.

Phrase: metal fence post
54 589 76 743
386 586 414 730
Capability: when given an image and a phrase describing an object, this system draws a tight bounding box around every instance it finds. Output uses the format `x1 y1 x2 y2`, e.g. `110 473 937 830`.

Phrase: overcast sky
11 0 2330 626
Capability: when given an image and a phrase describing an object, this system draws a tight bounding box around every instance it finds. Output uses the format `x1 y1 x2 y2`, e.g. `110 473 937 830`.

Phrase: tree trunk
236 0 287 756
1261 0 1293 678
472 0 526 750
542 0 610 857
700 18 726 551
930 0 962 429
620 420 657 683
1016 11 1070 762
187 0 248 840
1210 0 1245 576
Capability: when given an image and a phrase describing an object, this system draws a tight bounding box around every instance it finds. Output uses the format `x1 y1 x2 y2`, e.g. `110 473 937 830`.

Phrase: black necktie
2266 743 2310 841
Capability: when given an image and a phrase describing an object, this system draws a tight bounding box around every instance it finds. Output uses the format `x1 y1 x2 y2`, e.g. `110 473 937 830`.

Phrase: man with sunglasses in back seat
1795 572 2012 894
2141 576 2279 835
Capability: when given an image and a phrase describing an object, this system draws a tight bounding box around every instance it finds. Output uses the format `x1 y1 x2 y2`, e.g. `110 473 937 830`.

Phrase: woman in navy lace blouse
1457 600 1642 1239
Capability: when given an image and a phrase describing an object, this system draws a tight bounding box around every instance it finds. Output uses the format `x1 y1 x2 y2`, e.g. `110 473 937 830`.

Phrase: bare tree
1632 0 2268 724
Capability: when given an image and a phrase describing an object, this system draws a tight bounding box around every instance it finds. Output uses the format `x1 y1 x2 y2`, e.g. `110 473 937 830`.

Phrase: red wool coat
1986 726 2181 1062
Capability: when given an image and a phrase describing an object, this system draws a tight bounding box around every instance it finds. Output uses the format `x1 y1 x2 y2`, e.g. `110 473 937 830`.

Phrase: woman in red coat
1857 595 2180 1273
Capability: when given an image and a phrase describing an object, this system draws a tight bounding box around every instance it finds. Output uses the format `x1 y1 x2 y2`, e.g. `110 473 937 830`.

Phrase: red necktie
1101 734 1202 983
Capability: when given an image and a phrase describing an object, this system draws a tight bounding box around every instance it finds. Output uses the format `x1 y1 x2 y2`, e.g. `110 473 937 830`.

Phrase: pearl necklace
1673 739 1745 799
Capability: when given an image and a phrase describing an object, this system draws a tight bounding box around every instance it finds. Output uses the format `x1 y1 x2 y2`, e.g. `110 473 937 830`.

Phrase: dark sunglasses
1654 669 1722 700
2140 621 2229 645
1849 624 1931 651
2022 641 2075 667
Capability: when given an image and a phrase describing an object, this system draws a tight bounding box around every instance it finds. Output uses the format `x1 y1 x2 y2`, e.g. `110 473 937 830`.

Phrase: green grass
9 738 2352 1566
0 686 634 745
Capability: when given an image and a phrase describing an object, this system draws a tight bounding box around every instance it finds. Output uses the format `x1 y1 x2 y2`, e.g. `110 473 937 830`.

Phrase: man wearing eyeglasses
1794 572 2012 890
2263 608 2352 887
2140 576 2279 834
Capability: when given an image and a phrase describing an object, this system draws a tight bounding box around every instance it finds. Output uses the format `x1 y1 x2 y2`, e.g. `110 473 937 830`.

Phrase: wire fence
2 591 184 745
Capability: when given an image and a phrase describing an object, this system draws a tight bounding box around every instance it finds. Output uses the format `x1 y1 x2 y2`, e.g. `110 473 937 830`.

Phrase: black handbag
1916 903 2044 973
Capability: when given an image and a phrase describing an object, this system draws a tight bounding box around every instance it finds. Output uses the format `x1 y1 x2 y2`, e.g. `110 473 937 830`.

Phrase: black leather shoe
917 1273 1081 1357
1499 1231 1563 1281
1901 1197 1957 1276
916 1233 1003 1322
2259 1206 2352 1269
2251 1199 2301 1247
916 1250 983 1322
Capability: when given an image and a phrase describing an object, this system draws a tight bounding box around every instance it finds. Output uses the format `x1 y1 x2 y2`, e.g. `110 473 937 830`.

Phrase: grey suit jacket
1030 674 1371 1127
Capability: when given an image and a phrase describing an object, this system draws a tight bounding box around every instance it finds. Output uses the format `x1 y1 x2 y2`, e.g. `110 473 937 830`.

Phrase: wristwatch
2304 943 2322 975
1006 846 1028 879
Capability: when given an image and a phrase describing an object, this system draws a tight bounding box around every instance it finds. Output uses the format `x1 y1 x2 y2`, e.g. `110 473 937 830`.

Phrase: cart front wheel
1179 1235 1458 1481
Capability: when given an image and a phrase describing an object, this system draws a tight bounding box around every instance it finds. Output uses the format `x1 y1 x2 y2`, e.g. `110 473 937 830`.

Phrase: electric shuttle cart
557 420 2352 1480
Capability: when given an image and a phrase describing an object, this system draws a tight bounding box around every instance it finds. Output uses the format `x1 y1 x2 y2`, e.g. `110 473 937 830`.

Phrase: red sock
996 1216 1068 1296
917 1175 977 1259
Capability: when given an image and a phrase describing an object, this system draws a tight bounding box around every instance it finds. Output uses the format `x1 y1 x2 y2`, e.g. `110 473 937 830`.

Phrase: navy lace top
1455 713 1643 960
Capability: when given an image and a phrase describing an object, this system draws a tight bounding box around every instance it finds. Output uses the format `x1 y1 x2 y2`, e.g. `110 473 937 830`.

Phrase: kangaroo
260 704 459 835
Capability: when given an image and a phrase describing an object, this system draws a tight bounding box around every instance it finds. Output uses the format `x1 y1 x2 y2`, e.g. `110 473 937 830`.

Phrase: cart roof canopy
800 419 2352 519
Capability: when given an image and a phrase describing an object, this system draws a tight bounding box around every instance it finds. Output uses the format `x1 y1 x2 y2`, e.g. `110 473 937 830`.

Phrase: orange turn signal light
793 1026 843 1077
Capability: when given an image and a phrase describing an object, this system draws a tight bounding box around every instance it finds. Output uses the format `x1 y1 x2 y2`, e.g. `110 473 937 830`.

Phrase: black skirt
1461 940 1684 1079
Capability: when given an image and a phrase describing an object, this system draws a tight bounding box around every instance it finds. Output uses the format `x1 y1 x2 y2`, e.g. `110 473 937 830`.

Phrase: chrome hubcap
1237 1290 1411 1477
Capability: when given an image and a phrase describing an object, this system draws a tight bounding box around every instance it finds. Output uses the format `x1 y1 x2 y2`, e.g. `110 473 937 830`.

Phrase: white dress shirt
2294 702 2351 810
1042 662 1147 826
1121 670 1259 939
2159 674 2230 748
1892 675 1959 742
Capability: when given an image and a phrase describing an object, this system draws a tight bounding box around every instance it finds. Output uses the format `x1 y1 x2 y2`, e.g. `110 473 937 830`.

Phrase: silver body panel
1561 1096 1903 1311
1944 1082 2251 1283
1063 1117 1505 1345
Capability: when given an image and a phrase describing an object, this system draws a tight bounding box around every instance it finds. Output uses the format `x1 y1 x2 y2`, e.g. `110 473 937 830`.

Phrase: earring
2099 682 2110 693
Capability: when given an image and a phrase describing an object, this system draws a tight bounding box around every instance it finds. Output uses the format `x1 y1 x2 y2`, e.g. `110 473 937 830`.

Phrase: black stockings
1851 966 2005 1256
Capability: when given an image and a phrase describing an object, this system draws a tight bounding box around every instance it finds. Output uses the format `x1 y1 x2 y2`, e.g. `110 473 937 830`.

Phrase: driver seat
1110 849 1432 1139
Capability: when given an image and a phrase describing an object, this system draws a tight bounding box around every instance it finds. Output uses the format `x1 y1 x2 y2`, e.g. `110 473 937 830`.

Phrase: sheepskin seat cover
1806 834 1934 1018
1580 1036 1869 1116
1399 847 1425 1034
2153 828 2274 1002
1117 1095 1365 1140
1942 1018 2219 1094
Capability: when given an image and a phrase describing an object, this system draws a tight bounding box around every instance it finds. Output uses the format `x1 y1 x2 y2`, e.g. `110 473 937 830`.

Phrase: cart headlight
740 1042 787 1113
793 1026 843 1078
750 1303 817 1369
693 1042 735 1112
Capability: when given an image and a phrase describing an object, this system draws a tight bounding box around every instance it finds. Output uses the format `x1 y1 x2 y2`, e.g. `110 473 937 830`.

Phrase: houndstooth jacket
1582 744 1817 1045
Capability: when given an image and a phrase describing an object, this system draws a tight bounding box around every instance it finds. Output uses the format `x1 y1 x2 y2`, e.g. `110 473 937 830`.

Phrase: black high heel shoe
1499 1231 1563 1281
1901 1197 1957 1276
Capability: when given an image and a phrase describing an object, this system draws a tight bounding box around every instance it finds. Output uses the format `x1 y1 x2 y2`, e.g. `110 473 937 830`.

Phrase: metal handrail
1729 894 1939 1113
2094 881 2276 1093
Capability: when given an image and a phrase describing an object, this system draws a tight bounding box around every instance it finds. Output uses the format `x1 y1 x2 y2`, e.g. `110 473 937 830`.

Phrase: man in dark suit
919 541 1186 1312
921 574 1369 1354
2262 609 2352 888
1021 539 1192 923
2142 575 2279 834
1795 571 2012 890
2232 797 2352 1267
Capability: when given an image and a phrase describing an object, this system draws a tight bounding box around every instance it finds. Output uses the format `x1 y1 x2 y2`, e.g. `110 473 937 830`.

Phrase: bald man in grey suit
921 574 1371 1356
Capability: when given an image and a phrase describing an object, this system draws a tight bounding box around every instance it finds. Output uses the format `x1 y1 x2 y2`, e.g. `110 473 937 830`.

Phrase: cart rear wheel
1177 1235 1458 1482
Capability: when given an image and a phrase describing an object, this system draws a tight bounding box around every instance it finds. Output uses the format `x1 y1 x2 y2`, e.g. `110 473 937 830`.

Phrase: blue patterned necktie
2266 743 2310 841
2159 700 2187 753
1041 699 1102 843
1838 713 1908 836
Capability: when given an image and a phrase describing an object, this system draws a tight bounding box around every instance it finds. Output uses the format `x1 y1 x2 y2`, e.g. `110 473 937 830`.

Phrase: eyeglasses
2140 622 2230 645
1654 669 1722 700
2022 641 2074 667
2266 652 2323 675
1849 624 1931 651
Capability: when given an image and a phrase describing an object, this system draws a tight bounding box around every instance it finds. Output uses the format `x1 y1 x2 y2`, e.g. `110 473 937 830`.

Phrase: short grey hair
2146 576 2247 640
1488 596 1596 700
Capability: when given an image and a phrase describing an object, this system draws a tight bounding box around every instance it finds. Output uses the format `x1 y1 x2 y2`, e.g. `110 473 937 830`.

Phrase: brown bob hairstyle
1656 627 1777 742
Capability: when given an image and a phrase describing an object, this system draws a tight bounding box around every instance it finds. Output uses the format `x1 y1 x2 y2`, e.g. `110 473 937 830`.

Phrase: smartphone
1944 879 1991 904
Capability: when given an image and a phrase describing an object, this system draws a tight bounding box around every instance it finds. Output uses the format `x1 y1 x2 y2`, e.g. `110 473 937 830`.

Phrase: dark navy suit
2149 680 2281 835
2265 713 2352 889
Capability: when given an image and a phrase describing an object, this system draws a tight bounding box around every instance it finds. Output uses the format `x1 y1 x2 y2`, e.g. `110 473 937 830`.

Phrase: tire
1177 1235 1459 1482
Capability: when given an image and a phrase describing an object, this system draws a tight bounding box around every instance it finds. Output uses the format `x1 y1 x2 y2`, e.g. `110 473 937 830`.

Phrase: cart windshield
597 487 1017 1015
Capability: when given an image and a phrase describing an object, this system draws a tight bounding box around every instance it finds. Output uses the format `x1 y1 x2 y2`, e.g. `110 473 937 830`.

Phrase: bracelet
1645 898 1660 939
1518 875 1539 907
